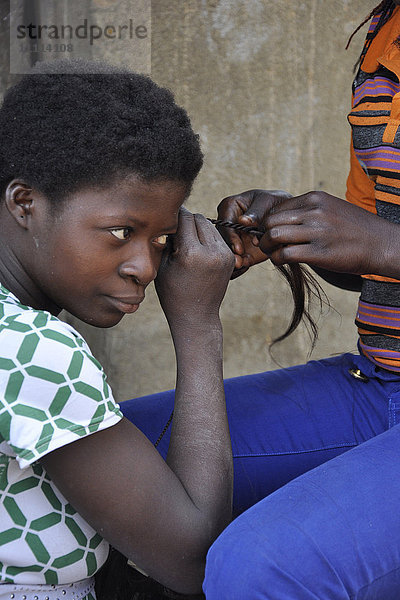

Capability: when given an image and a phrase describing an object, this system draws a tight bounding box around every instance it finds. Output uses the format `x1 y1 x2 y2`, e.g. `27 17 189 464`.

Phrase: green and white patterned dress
0 284 123 597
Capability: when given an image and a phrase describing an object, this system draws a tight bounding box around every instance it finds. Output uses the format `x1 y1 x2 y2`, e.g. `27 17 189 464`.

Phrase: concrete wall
2 1 376 401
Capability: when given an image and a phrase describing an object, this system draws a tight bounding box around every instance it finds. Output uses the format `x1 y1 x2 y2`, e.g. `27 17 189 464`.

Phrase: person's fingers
258 224 313 255
217 192 254 221
265 209 305 232
216 190 295 255
217 193 256 255
239 196 270 225
240 190 293 225
236 254 244 269
264 193 312 218
268 243 313 266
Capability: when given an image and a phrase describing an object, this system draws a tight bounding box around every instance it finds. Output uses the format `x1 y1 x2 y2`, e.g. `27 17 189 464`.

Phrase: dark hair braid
271 264 325 353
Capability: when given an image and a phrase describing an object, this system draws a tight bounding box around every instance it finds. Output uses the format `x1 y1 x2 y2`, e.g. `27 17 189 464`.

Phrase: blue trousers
121 352 400 599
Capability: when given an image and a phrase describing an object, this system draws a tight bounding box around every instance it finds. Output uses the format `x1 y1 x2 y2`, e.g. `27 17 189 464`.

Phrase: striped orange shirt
347 7 400 371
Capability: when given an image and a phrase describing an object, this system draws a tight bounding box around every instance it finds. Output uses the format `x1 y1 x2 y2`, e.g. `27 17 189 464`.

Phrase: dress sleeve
0 312 123 469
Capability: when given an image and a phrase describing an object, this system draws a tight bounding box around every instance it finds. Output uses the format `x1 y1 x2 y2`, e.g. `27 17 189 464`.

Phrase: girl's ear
4 180 34 229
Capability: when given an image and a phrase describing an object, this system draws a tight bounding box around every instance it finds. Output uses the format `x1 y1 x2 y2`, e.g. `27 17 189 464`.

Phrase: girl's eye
110 228 131 240
154 234 168 246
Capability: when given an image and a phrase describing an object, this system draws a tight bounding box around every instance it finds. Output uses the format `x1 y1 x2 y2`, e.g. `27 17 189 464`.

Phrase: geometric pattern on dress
0 285 122 586
0 308 116 465
0 460 104 585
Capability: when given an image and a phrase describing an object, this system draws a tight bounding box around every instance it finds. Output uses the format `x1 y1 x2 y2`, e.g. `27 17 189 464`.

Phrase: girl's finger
194 213 222 246
174 206 198 247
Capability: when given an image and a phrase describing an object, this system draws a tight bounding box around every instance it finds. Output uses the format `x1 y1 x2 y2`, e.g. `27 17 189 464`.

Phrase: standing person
124 2 400 598
0 58 234 600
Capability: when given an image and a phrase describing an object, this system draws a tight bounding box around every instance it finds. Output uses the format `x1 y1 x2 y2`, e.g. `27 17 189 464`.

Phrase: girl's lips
106 296 144 314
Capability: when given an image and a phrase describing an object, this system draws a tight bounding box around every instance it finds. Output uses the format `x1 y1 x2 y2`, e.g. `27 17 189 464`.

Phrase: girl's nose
119 250 158 286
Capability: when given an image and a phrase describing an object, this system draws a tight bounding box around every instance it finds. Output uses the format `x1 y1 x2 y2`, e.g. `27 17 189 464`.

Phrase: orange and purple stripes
348 8 400 372
358 339 400 370
353 77 400 105
356 300 400 334
355 145 400 172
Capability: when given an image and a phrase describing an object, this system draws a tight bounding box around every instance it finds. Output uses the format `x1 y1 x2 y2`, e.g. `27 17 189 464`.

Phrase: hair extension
271 263 326 352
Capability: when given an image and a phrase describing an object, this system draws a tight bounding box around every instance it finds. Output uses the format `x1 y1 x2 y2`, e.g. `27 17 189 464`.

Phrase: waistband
0 577 95 600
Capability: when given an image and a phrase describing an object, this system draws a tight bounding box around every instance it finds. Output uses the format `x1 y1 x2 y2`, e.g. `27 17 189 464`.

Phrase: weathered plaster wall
1 1 376 401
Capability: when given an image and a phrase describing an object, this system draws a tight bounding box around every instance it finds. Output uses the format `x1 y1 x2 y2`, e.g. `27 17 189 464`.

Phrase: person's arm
216 187 400 283
216 189 362 288
310 266 362 292
41 209 234 595
257 190 400 280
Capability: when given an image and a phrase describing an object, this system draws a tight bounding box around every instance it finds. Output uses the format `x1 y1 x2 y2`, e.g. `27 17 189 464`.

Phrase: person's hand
257 190 388 274
155 207 235 328
216 189 292 276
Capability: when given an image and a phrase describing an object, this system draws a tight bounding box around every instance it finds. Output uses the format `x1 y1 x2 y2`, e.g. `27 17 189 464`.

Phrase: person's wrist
370 220 400 277
173 321 223 366
169 311 222 334
355 215 399 277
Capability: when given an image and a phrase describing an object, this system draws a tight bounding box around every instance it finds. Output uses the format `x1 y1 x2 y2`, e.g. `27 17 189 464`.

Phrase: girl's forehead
59 176 186 223
63 174 185 200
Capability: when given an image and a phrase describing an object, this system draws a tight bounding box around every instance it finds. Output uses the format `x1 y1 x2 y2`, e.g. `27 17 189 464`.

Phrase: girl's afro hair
0 58 203 200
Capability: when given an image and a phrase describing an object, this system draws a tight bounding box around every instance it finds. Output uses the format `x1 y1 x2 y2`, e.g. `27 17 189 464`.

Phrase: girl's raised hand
155 207 234 328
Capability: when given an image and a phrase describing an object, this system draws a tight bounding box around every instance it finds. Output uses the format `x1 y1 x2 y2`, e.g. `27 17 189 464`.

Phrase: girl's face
24 175 187 327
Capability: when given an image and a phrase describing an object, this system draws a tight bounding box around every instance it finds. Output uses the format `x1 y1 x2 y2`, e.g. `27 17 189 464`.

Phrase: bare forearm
369 218 400 280
311 266 362 291
167 318 233 536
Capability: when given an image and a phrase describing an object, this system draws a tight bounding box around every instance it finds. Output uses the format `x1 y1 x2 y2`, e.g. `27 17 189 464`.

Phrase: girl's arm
41 209 234 595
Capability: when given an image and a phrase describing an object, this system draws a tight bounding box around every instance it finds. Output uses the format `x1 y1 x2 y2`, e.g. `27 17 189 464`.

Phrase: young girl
122 2 400 598
0 58 234 600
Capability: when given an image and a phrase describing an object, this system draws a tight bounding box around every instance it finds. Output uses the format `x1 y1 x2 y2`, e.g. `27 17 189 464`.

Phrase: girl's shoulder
0 282 114 424
0 283 88 348
0 283 101 372
0 283 122 470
